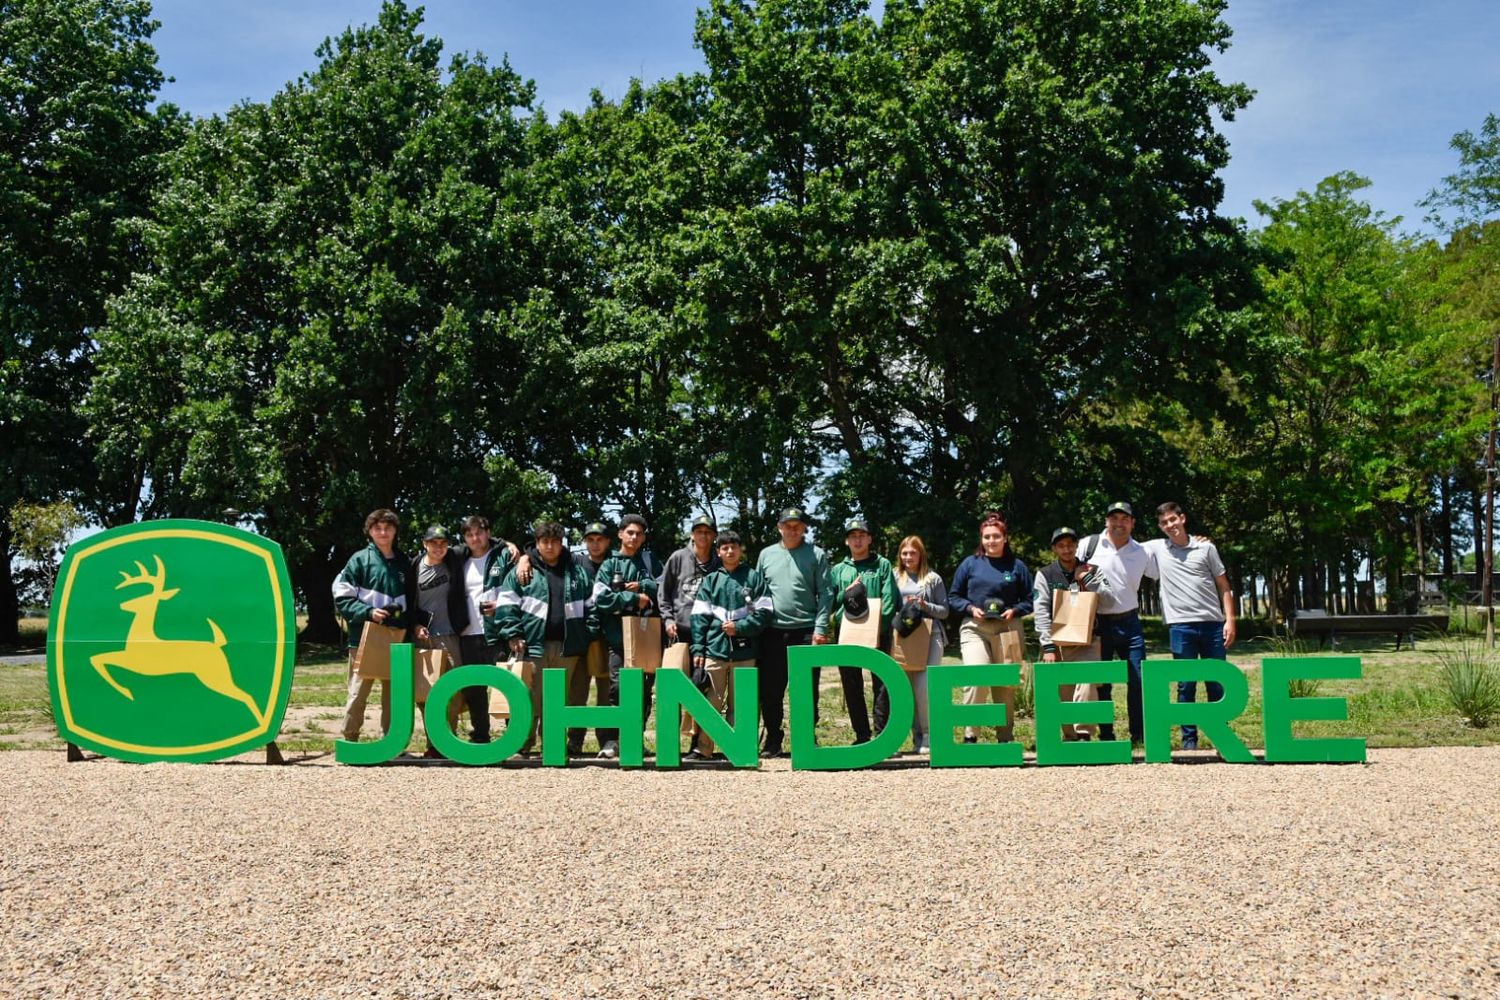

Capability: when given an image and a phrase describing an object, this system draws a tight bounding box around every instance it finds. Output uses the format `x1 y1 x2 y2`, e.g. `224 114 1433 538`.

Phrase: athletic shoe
597 741 619 759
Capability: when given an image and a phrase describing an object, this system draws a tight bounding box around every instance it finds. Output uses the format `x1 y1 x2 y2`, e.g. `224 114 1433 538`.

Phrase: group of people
331 499 1236 759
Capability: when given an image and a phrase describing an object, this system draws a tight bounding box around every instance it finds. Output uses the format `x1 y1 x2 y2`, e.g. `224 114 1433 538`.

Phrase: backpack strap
1081 534 1101 563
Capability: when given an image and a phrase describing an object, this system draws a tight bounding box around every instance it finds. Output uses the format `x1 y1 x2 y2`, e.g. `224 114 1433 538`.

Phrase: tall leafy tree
0 0 180 637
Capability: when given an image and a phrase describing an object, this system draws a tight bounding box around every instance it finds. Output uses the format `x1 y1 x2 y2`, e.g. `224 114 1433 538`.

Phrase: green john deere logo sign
48 520 295 763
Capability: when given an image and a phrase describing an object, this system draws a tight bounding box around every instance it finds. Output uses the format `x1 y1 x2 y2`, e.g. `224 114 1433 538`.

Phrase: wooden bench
1288 612 1450 651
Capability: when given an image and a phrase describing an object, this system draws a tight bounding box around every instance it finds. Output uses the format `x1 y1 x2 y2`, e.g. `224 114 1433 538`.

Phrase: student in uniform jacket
453 515 520 744
590 513 661 759
947 512 1033 744
688 530 774 758
828 517 900 741
333 509 409 743
491 520 596 756
565 521 614 755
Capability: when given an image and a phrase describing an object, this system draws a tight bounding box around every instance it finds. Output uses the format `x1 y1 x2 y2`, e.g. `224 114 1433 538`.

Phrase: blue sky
147 0 1499 233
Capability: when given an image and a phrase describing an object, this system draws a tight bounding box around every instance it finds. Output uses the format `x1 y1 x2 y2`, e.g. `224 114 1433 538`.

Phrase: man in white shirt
1077 501 1158 745
1143 501 1236 750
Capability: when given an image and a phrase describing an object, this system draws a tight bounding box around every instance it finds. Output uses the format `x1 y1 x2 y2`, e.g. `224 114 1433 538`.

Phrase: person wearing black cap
947 511 1034 744
564 521 614 755
754 506 834 758
660 515 722 649
1032 525 1115 741
1075 501 1159 745
591 513 662 759
828 517 900 742
408 525 469 757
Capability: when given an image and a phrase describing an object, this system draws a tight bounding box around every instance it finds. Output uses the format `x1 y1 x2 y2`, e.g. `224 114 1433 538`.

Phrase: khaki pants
1043 640 1102 740
691 657 743 754
342 651 392 742
958 616 1025 742
415 633 464 741
507 640 576 754
565 640 611 752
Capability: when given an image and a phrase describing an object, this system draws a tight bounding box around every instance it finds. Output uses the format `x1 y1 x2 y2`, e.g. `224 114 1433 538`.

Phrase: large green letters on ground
928 664 1024 768
542 667 645 766
788 645 914 770
654 667 760 768
1262 656 1366 762
1142 658 1255 762
1032 660 1132 765
426 665 532 765
334 644 415 765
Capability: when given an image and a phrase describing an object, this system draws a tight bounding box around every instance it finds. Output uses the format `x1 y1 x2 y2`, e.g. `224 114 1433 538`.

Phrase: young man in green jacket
333 508 408 743
590 513 661 759
689 530 774 759
564 521 613 756
829 517 900 740
490 520 595 757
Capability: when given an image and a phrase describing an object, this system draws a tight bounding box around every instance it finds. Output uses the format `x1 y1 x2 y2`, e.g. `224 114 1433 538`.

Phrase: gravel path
2 748 1498 998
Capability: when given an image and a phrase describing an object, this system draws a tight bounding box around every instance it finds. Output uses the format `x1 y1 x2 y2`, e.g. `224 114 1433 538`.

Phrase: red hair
975 511 1008 557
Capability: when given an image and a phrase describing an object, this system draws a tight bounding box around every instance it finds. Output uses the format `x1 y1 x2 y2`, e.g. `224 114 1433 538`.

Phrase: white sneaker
597 741 619 759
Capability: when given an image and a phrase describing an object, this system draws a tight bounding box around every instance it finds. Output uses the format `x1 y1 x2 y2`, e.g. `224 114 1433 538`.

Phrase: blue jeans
1096 611 1146 742
1171 621 1227 743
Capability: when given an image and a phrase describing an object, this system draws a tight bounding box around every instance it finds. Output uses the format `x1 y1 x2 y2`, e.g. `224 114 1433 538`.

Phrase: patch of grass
1435 638 1500 728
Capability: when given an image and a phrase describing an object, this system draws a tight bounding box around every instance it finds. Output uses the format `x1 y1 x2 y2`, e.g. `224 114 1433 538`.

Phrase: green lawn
5 617 1499 755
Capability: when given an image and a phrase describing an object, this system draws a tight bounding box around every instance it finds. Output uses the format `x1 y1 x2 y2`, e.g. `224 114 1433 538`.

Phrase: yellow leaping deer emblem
89 555 267 727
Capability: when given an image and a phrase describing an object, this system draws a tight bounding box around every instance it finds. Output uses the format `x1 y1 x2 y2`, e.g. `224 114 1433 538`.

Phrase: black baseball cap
691 514 716 531
422 525 451 542
778 507 809 524
1051 526 1079 544
583 521 611 538
844 517 870 535
1105 501 1134 518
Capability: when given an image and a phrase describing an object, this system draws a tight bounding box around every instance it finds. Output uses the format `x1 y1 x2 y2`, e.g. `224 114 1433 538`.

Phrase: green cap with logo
844 517 870 535
691 514 716 530
778 507 809 524
422 525 451 542
1105 501 1134 518
583 521 611 538
1051 526 1079 544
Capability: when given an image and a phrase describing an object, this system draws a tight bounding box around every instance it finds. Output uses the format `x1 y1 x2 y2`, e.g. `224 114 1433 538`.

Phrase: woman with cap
894 535 948 754
947 512 1034 744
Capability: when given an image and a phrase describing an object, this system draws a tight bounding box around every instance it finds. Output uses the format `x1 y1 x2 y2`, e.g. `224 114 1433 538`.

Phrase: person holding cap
660 515 722 649
688 530 774 759
1076 501 1159 745
564 521 614 755
755 507 835 758
591 513 661 759
828 517 900 741
947 512 1033 744
490 520 595 757
1032 525 1115 741
894 535 948 754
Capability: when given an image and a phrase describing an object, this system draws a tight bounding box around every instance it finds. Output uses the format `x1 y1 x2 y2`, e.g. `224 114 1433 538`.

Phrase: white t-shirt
1088 534 1157 614
462 555 488 637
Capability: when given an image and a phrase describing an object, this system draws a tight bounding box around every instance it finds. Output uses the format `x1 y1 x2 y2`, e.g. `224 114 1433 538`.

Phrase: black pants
458 634 494 743
814 666 872 741
758 626 813 750
598 646 656 748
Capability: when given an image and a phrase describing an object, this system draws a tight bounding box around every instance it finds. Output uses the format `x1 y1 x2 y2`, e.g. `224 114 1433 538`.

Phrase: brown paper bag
413 647 449 701
622 616 664 672
1051 588 1098 647
353 621 406 680
837 597 883 648
997 621 1025 664
890 618 932 672
662 641 692 674
488 659 536 720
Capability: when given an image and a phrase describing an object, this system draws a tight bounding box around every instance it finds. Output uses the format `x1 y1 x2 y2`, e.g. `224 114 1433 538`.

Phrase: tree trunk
297 553 345 645
0 524 20 645
1440 475 1454 576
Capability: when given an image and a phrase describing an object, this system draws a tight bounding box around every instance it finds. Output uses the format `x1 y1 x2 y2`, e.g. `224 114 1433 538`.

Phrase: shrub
1436 639 1500 729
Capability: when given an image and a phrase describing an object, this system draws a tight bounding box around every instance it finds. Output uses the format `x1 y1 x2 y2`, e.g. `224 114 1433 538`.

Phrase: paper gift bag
488 659 536 720
413 646 449 702
997 621 1025 664
353 621 406 680
891 618 933 672
1051 588 1098 647
622 616 664 672
837 597 883 648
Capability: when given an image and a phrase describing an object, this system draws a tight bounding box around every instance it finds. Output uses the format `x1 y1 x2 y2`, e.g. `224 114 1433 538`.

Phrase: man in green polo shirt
754 507 833 758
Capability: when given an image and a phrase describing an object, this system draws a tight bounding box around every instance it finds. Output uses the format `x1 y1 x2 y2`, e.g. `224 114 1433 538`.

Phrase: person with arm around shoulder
946 512 1033 744
894 535 948 755
688 530 774 759
1143 501 1236 751
590 513 661 759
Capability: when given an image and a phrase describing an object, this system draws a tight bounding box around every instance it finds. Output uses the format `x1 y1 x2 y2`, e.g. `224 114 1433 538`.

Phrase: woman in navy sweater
948 512 1033 744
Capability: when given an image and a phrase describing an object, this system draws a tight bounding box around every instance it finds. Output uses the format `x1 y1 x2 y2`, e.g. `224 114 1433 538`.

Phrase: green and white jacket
690 564 775 662
592 549 661 651
332 542 408 649
830 554 900 642
489 558 595 659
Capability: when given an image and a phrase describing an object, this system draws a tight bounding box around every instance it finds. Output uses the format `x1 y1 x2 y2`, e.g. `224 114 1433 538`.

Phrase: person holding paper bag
1032 526 1114 741
408 525 469 758
333 509 409 744
562 522 614 756
688 531 774 759
894 536 948 755
947 512 1033 744
492 520 595 757
591 513 661 759
829 518 900 741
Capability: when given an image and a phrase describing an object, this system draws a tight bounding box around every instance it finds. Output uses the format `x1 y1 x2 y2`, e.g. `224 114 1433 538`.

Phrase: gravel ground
2 747 1498 999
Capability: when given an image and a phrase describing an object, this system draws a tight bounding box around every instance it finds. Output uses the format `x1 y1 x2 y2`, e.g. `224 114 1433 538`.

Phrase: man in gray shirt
1144 501 1237 750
